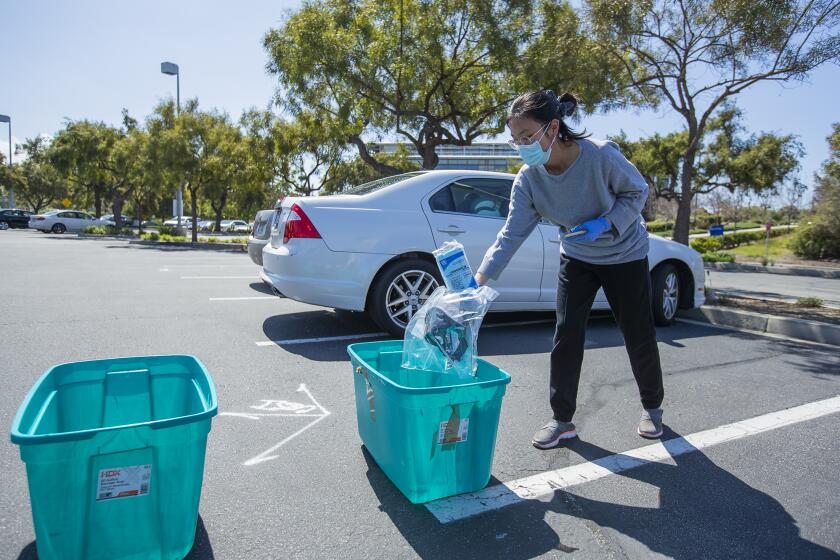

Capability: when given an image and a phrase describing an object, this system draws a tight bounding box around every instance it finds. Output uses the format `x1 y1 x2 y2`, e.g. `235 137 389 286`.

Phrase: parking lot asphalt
2 229 839 560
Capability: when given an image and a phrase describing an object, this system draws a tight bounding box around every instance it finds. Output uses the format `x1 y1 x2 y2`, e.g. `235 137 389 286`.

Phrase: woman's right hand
475 272 489 286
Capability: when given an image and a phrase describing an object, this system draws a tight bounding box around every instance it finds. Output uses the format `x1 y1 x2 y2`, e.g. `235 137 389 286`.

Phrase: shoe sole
532 429 578 449
637 427 663 439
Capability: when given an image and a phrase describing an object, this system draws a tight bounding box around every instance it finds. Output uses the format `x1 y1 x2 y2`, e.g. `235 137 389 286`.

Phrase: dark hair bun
556 92 577 118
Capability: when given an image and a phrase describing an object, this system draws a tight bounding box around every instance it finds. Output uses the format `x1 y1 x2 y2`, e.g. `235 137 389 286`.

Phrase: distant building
372 142 518 173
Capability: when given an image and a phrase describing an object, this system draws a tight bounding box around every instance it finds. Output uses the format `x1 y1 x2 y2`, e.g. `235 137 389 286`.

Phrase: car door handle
437 226 466 235
548 237 561 244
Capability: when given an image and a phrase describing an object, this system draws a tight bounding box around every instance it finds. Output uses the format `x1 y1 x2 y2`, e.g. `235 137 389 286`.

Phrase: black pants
550 255 664 422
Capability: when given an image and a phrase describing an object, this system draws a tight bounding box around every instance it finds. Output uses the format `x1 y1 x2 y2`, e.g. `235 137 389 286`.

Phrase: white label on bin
96 464 151 501
438 419 469 444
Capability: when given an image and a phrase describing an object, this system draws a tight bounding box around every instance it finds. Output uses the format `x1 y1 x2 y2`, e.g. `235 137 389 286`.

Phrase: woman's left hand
568 217 611 242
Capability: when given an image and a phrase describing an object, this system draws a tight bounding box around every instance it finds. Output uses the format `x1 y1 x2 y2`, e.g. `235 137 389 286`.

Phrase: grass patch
701 251 735 263
728 233 796 258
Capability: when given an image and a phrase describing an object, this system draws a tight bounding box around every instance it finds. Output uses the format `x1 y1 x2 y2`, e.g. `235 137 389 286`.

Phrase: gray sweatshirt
477 137 649 280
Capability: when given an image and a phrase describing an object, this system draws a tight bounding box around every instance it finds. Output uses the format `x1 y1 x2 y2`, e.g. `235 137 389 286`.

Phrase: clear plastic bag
402 285 499 378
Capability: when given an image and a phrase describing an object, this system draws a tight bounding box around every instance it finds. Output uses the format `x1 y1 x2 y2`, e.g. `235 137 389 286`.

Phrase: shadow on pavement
261 310 735 362
249 282 274 296
16 515 215 560
363 429 837 560
362 446 575 559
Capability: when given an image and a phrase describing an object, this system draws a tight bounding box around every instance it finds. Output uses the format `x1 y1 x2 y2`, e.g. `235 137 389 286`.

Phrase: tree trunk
136 197 143 235
672 148 697 245
94 184 103 218
113 194 124 228
419 144 439 170
189 185 198 243
212 191 227 232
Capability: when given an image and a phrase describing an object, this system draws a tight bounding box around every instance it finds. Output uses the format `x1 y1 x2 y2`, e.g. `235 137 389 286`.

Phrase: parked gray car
248 209 275 266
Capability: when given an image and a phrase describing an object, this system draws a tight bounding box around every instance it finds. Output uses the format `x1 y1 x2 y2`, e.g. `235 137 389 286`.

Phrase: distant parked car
163 216 200 229
262 170 706 336
29 210 98 233
0 209 34 230
227 220 251 233
198 219 216 232
248 209 275 266
98 214 133 227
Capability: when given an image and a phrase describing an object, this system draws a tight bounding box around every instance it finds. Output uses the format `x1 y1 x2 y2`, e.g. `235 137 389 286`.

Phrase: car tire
51 223 66 234
0 220 9 230
652 263 680 326
368 258 443 337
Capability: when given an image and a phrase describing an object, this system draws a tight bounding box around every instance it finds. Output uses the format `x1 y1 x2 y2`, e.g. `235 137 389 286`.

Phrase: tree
49 118 136 224
264 0 535 172
203 121 247 231
793 123 840 258
586 0 840 243
14 137 67 213
156 100 237 242
782 179 808 225
610 106 803 225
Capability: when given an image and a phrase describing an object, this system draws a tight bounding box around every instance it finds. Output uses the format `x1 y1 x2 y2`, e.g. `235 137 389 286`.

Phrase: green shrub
690 237 723 253
791 223 840 260
158 225 179 236
646 220 673 233
796 297 824 308
701 251 735 263
82 226 109 235
141 232 160 241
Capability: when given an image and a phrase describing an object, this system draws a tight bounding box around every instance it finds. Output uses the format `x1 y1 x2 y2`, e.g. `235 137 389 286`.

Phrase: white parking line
209 296 277 301
256 332 389 346
425 395 840 523
181 276 256 279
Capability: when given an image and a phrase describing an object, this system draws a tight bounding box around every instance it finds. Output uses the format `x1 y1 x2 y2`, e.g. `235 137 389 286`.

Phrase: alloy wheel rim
385 270 439 328
663 272 679 320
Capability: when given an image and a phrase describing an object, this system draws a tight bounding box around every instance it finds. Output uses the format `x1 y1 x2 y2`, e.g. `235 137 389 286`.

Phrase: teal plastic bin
347 340 511 504
10 355 218 560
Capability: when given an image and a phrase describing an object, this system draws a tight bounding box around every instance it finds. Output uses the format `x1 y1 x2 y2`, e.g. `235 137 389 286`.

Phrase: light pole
0 114 12 208
160 62 182 229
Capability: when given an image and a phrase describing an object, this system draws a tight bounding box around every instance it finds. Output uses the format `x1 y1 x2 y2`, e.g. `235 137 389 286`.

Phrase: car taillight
36 216 45 221
283 203 321 244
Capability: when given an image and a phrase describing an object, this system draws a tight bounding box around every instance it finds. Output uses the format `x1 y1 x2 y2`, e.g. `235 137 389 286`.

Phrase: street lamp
0 114 12 208
160 62 182 228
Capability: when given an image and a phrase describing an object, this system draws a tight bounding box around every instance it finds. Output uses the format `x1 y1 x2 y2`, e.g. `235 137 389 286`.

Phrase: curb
128 240 247 252
678 306 840 346
705 261 840 279
77 233 138 240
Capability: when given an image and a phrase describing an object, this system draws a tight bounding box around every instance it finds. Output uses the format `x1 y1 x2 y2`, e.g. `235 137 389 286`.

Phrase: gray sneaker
637 408 664 439
532 419 577 449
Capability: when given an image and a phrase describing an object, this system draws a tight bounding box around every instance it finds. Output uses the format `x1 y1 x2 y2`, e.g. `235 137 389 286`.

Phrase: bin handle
355 365 376 422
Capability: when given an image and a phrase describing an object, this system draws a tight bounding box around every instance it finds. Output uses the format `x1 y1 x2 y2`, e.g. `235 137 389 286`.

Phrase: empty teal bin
10 355 218 560
347 340 511 504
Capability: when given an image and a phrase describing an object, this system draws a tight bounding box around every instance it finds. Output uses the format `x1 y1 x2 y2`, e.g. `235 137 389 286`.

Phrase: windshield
342 172 426 195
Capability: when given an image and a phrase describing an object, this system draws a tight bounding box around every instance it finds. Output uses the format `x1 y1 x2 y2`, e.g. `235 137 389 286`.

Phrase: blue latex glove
567 216 612 242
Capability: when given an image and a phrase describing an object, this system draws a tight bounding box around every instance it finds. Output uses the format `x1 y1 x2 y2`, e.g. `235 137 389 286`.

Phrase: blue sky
1 0 837 201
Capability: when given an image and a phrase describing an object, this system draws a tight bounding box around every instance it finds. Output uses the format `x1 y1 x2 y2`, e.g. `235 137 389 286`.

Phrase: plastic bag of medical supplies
402 285 498 379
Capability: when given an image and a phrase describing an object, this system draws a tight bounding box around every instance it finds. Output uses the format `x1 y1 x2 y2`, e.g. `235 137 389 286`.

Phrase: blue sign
709 225 725 237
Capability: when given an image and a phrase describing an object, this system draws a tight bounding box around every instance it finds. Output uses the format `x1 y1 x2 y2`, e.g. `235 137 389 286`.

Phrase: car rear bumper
248 238 268 266
262 239 386 311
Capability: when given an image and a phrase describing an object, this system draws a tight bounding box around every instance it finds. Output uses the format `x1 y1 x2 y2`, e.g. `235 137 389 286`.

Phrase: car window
343 171 427 195
429 178 513 218
58 212 74 218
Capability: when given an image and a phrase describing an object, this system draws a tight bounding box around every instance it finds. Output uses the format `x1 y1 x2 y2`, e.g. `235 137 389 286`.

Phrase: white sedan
29 210 99 233
261 171 705 336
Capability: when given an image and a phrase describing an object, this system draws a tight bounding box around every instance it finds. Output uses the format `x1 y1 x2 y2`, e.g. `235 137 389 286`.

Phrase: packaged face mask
433 240 479 292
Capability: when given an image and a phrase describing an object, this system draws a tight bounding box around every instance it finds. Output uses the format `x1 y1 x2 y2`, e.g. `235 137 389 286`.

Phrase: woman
475 90 665 449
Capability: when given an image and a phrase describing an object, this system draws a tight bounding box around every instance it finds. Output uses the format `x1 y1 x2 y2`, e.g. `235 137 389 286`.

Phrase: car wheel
52 223 66 234
652 263 680 326
368 258 442 337
0 220 9 230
